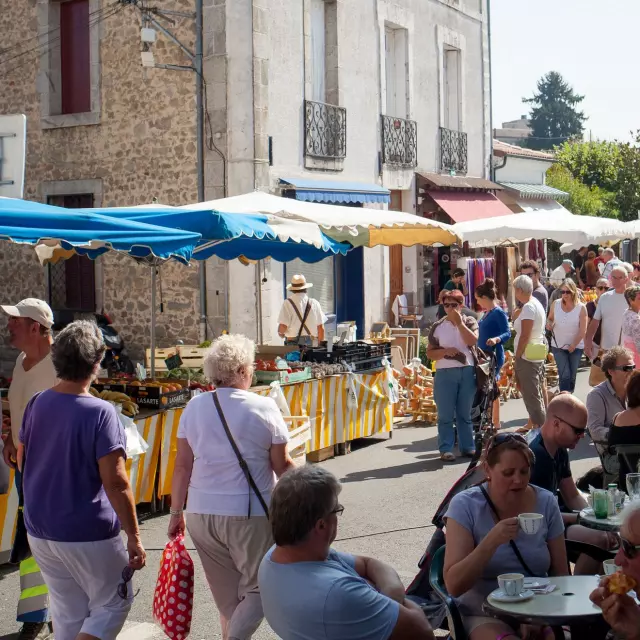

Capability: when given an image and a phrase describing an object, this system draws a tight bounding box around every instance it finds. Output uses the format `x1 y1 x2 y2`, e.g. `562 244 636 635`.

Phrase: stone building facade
0 0 201 369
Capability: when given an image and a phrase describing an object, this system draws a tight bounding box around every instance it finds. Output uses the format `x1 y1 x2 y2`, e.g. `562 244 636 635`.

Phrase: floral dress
621 308 640 368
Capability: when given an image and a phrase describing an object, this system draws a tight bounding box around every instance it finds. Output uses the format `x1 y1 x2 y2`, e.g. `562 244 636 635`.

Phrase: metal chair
392 292 423 328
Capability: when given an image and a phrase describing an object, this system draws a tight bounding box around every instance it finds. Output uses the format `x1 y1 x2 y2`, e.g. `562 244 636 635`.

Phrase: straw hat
287 274 313 291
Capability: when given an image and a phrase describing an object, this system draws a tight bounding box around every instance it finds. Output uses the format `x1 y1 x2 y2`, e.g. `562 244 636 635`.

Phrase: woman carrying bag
168 334 295 640
547 279 588 393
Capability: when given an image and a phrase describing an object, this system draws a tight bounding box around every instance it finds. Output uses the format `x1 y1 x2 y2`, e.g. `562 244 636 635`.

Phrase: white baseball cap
1 298 54 329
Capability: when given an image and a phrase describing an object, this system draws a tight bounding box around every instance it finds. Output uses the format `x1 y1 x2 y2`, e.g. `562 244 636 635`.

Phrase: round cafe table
483 576 606 637
578 507 622 532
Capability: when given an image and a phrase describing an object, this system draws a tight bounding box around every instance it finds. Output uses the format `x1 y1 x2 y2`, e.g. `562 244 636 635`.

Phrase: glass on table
592 489 609 519
627 473 640 502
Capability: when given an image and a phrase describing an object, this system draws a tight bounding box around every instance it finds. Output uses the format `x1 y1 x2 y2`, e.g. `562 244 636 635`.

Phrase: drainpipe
487 0 495 181
195 0 207 342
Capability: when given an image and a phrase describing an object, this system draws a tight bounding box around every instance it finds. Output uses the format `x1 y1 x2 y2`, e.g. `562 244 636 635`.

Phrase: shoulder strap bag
288 299 312 343
211 392 269 519
480 485 534 576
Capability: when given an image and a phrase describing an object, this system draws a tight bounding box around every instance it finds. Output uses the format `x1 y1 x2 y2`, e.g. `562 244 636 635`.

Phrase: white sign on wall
0 114 26 199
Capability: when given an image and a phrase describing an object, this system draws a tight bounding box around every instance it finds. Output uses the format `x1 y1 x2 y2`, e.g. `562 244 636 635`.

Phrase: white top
487 576 602 620
277 293 328 339
514 297 546 362
8 353 57 447
177 388 289 516
594 290 628 349
601 258 621 280
550 265 568 287
551 299 585 350
432 320 474 369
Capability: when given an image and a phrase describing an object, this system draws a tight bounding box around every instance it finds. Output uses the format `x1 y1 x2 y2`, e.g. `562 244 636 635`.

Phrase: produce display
254 358 347 381
89 387 140 418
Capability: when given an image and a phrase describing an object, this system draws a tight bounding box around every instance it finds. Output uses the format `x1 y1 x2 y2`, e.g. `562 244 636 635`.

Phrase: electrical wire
200 72 228 197
0 2 119 67
0 4 123 78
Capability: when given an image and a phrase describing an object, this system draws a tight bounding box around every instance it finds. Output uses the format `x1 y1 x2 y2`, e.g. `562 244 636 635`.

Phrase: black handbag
10 469 31 565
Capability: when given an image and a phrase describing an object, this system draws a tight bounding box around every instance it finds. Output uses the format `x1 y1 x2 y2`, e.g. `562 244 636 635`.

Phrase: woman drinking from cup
427 289 479 462
444 434 568 640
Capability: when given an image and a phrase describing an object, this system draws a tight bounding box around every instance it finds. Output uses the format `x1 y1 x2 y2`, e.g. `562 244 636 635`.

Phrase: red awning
429 191 512 223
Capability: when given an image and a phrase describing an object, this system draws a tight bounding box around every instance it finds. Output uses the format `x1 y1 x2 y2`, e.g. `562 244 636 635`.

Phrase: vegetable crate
254 368 311 385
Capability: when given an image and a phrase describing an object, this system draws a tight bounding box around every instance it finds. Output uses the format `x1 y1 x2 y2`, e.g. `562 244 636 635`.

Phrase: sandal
440 452 456 462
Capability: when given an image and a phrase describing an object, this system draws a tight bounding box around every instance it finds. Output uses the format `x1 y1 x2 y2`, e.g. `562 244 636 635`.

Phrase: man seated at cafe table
529 394 618 573
590 501 640 640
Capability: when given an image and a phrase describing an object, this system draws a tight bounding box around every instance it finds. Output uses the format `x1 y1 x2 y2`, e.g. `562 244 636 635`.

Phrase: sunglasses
488 433 528 451
330 504 345 517
555 415 587 436
621 537 640 559
117 566 139 600
613 364 635 372
560 290 572 296
443 302 460 309
597 286 608 291
521 272 536 277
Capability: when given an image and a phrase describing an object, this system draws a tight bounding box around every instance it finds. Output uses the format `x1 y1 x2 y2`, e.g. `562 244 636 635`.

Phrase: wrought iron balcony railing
381 115 417 167
304 100 347 159
440 126 468 174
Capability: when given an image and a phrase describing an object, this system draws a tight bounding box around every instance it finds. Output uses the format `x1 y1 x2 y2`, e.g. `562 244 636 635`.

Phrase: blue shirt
477 307 510 374
529 431 572 497
444 484 564 618
20 390 126 542
258 547 399 640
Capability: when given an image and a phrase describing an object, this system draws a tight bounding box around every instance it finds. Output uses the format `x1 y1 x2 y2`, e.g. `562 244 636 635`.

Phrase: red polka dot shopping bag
153 535 194 639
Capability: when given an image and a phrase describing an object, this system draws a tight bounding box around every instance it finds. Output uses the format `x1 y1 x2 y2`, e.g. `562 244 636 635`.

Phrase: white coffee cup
518 513 544 535
498 573 524 596
603 559 621 576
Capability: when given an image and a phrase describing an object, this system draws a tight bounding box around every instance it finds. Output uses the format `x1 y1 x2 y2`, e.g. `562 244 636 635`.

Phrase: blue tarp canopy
89 205 351 263
279 177 391 204
0 198 201 264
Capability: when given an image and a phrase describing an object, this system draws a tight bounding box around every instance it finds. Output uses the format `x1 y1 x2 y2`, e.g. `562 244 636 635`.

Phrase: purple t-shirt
19 389 126 542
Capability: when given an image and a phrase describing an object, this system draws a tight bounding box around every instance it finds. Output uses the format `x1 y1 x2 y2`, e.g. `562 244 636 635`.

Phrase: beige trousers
187 513 272 640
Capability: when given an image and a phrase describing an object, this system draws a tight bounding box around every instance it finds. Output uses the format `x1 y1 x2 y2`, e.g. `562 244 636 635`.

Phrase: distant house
493 115 532 145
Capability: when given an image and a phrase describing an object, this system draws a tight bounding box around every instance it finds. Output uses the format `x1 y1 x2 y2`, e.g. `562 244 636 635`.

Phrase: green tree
546 164 617 218
554 140 620 192
523 72 586 150
615 130 640 221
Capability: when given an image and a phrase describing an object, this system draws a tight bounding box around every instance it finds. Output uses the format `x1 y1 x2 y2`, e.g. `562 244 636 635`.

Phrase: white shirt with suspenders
277 293 327 343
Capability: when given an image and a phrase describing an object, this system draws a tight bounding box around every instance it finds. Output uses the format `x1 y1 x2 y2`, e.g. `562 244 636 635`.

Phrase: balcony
440 127 468 174
304 100 347 159
381 115 417 167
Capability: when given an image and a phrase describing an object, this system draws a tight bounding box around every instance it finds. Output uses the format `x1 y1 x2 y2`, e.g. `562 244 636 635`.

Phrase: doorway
388 190 403 324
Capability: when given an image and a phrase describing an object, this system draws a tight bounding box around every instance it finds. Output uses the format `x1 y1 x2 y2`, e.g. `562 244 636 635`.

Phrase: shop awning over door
280 178 390 204
428 192 513 223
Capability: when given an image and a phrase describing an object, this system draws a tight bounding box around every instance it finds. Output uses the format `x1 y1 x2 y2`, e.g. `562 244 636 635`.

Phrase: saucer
489 589 535 603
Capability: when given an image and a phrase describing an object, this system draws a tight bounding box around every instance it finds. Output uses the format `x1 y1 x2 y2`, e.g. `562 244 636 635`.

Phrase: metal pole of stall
151 265 157 379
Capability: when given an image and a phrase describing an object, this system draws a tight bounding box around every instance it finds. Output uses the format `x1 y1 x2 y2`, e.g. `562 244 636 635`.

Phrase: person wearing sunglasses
444 433 568 640
590 502 640 640
259 466 435 640
586 346 633 483
622 286 640 369
17 321 146 640
586 266 630 387
427 289 479 462
529 394 617 573
546 279 588 393
609 371 640 491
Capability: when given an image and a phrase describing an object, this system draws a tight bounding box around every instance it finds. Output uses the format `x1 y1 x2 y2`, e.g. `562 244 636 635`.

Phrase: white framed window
444 46 461 131
310 0 326 102
384 25 408 119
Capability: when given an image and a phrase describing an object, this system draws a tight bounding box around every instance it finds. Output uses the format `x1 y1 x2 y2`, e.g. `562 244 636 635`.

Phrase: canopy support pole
151 265 157 379
196 0 207 343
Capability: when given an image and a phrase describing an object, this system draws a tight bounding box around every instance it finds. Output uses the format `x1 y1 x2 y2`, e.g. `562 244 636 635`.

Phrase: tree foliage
523 72 586 150
546 164 617 218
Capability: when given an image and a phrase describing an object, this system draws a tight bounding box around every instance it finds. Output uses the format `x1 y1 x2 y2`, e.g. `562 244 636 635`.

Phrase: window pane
61 0 91 114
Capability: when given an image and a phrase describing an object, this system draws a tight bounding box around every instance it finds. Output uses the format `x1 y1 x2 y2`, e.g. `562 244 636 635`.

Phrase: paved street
0 371 601 639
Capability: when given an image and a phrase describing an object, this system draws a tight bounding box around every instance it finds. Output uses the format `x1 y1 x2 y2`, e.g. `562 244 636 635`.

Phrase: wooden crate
307 445 335 463
144 348 176 374
177 345 207 369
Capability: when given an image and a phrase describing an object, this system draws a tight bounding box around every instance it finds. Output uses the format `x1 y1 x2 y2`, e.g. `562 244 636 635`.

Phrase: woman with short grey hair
169 334 295 640
513 275 548 432
18 320 145 640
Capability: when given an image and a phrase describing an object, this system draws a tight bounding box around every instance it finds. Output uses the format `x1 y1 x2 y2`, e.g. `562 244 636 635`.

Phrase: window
286 257 335 315
46 193 96 314
310 0 326 102
384 26 408 118
60 0 91 114
444 47 461 131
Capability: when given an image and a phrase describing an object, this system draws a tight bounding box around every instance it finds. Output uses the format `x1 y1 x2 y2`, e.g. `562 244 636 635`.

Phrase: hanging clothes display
464 258 495 307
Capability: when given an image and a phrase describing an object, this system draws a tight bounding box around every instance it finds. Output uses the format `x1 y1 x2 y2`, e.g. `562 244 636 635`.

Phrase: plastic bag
346 372 358 410
117 410 149 459
153 535 194 640
381 358 399 404
269 381 291 416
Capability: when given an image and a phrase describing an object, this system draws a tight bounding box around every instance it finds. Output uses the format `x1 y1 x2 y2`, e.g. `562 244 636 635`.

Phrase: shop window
46 194 96 314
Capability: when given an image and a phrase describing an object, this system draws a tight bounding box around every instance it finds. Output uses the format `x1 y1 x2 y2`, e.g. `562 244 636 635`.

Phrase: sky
491 0 639 143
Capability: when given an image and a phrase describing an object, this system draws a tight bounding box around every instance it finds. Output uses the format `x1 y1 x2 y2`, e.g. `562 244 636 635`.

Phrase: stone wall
0 0 202 367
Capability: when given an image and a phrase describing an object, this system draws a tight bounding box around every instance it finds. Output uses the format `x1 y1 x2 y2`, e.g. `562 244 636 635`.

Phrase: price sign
164 353 183 371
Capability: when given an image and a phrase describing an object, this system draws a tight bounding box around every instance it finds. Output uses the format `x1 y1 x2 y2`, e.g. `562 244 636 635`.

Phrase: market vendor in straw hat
277 274 327 345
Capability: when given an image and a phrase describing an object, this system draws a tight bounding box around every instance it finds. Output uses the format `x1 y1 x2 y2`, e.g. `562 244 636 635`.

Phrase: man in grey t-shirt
518 260 548 314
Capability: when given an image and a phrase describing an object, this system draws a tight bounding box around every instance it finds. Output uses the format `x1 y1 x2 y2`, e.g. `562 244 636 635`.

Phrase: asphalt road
0 370 601 639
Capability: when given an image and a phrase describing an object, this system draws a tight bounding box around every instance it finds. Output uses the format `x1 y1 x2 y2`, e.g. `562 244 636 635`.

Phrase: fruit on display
130 380 184 392
90 387 140 417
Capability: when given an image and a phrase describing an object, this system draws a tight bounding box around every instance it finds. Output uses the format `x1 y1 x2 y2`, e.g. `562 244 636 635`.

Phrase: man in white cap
277 275 327 345
1 298 57 640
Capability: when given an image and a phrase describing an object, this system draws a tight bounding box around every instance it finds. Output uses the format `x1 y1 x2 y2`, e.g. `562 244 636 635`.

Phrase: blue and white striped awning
280 178 390 204
500 182 569 200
